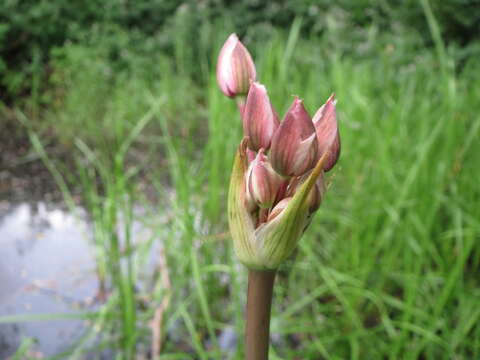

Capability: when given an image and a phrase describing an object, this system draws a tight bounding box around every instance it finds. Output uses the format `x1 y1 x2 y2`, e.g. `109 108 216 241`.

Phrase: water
0 201 239 358
0 202 99 358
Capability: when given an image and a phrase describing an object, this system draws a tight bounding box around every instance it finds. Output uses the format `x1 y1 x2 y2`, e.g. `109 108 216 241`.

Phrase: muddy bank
1 113 65 203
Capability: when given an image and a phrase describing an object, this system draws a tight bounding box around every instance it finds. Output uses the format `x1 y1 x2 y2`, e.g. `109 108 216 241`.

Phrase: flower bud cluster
218 34 341 269
240 91 337 222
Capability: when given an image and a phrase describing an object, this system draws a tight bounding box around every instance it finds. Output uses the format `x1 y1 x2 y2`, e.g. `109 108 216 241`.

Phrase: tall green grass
8 11 480 360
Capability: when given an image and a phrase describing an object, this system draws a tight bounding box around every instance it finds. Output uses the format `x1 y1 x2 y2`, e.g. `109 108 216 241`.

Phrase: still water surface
0 201 238 358
0 202 99 358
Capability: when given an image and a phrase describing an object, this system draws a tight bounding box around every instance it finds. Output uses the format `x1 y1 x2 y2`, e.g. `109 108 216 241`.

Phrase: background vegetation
1 0 480 359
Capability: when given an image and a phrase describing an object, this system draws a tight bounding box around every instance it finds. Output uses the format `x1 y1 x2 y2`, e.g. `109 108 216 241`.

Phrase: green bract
228 140 328 270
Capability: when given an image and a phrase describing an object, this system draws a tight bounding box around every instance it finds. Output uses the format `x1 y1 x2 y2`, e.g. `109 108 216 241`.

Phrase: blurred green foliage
1 0 480 102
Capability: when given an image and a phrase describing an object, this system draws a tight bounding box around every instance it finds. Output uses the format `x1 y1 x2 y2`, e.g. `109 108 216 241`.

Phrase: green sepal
228 139 260 268
228 140 328 269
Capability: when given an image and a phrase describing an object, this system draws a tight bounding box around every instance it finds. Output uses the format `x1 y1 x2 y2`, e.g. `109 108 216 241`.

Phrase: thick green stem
245 269 276 360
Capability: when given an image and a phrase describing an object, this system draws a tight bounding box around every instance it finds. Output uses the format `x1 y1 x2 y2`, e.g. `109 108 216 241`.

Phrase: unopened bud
216 34 256 98
286 171 325 213
246 149 283 208
313 94 340 171
310 174 326 213
246 148 256 163
270 97 318 177
243 82 279 151
267 197 292 222
244 181 257 212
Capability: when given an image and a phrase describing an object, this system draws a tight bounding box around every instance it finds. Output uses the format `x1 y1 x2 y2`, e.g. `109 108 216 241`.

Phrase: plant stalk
245 269 276 360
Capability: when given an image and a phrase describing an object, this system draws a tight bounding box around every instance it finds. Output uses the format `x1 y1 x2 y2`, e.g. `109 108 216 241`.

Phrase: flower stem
245 269 276 360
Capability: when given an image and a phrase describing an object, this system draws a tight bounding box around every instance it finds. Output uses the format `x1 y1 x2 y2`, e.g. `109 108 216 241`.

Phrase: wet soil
1 113 65 203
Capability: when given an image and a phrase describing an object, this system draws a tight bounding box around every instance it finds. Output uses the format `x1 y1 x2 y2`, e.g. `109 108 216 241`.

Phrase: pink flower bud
285 171 325 213
246 149 284 208
244 180 257 213
216 34 256 98
267 197 292 222
311 174 327 213
313 94 340 171
270 97 318 177
243 82 279 151
246 148 256 163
